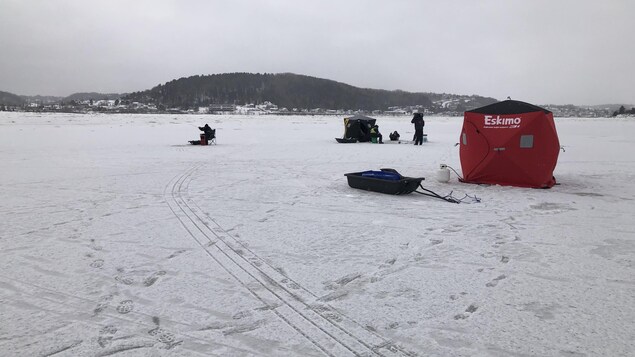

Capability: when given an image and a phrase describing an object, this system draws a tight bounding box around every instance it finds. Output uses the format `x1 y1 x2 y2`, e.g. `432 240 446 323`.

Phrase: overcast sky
1 0 633 105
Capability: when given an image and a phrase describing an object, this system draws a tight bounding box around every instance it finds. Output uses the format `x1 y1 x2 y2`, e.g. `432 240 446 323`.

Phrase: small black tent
340 115 376 142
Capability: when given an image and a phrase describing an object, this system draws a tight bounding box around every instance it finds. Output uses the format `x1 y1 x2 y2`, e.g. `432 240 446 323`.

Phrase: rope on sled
415 184 481 204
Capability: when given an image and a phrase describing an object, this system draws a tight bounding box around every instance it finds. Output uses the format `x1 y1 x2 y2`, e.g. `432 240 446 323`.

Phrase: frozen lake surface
1 112 634 356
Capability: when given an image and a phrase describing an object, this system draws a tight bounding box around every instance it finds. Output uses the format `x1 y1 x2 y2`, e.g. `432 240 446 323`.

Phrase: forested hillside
63 92 122 102
124 73 434 110
0 90 25 106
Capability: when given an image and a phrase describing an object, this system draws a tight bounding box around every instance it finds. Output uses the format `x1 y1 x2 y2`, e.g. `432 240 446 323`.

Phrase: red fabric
459 110 560 188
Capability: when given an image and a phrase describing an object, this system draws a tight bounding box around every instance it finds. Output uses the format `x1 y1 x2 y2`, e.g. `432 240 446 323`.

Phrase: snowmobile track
165 165 413 357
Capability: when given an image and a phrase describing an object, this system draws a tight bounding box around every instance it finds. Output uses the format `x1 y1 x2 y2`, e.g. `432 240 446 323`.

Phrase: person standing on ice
411 112 425 145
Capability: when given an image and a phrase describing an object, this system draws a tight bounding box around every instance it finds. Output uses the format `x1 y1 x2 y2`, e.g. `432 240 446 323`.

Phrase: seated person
389 131 400 141
370 125 383 143
198 124 214 140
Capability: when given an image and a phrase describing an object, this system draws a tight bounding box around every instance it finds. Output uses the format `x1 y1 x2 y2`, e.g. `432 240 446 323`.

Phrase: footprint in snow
93 294 115 316
116 300 134 314
486 275 506 287
114 275 135 285
148 327 182 349
450 293 467 301
430 238 443 245
90 259 104 268
97 325 118 347
166 249 187 259
454 304 479 320
143 271 166 287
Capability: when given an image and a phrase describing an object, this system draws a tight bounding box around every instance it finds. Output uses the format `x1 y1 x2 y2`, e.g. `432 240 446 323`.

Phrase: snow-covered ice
1 112 633 356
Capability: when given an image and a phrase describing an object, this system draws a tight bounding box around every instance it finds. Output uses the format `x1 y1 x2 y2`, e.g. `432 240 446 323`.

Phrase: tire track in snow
182 169 415 356
166 165 412 357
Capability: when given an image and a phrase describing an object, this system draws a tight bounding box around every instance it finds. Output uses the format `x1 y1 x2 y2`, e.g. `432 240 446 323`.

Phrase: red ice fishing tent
459 99 560 188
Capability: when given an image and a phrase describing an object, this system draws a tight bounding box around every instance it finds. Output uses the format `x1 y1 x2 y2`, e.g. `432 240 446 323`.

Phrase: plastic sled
344 168 424 195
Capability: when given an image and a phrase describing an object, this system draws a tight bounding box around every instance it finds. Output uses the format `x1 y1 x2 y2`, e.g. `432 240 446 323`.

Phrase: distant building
209 104 236 112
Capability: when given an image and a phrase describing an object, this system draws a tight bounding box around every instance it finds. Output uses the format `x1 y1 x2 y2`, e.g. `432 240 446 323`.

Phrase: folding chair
207 129 216 145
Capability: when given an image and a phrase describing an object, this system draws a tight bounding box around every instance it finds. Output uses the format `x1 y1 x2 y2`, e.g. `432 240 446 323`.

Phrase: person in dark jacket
389 130 400 141
411 113 425 145
370 125 383 143
199 124 214 141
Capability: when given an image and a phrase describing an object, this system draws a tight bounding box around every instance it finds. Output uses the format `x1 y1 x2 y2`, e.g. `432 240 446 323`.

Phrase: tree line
612 105 635 116
123 72 433 110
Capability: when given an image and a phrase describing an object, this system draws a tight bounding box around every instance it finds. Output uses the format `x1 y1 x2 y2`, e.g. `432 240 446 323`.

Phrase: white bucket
436 165 450 183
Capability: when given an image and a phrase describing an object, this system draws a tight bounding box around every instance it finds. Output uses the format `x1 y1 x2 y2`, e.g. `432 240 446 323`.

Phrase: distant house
210 104 236 112
384 109 407 115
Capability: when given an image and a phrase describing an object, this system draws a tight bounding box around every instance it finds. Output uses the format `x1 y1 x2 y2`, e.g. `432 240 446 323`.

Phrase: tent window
462 133 467 145
520 135 534 148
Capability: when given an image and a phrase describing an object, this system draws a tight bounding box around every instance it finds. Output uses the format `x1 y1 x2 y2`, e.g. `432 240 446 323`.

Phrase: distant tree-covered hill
0 90 25 106
63 92 122 102
20 95 64 104
124 72 435 110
